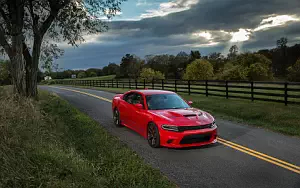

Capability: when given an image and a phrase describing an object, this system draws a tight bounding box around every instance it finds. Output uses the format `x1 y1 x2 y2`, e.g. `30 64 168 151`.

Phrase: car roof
130 89 175 95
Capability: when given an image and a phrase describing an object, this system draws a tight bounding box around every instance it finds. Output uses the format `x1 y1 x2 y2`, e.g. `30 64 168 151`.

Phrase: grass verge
0 86 174 188
58 85 300 137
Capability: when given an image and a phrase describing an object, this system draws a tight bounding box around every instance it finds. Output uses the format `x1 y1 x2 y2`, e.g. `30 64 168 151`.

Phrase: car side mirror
134 103 144 109
187 101 193 106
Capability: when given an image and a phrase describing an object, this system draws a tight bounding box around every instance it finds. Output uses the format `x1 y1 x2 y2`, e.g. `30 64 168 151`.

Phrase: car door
118 92 135 126
127 93 149 135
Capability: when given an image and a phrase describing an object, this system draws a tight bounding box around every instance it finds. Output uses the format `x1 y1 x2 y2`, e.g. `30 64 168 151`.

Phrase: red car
112 89 217 148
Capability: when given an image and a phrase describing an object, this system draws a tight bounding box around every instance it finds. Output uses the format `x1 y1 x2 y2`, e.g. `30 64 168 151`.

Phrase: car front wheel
147 123 160 148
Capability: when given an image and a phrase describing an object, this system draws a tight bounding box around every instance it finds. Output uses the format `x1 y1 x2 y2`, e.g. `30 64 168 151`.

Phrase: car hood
149 108 214 126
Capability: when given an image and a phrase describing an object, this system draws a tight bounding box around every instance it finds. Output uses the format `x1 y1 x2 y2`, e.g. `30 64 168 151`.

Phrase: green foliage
183 59 214 80
219 53 273 81
249 63 272 81
89 72 97 77
139 68 165 80
287 59 300 82
77 72 87 78
218 63 248 80
119 54 143 79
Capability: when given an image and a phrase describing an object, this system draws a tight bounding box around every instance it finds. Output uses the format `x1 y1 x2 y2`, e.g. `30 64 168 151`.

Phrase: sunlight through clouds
140 0 199 18
254 15 300 31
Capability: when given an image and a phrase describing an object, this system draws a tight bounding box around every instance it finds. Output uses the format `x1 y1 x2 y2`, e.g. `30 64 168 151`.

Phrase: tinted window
124 93 144 107
146 94 190 110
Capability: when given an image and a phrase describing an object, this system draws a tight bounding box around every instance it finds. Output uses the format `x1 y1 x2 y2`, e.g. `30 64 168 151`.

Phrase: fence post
116 80 118 88
162 79 164 90
284 82 288 106
188 80 191 95
129 79 131 89
135 79 138 89
175 80 177 92
251 81 254 101
144 79 146 89
226 80 228 99
112 79 114 88
152 79 154 89
100 80 102 87
205 80 208 97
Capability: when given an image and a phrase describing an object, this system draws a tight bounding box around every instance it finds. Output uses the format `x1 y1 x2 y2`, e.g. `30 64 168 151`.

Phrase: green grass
0 86 175 188
60 85 300 137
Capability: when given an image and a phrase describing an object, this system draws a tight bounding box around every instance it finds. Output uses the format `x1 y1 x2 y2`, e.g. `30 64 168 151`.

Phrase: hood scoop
183 114 197 117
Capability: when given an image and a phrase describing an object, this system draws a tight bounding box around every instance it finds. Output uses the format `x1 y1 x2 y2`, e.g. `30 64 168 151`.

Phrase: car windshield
146 94 190 110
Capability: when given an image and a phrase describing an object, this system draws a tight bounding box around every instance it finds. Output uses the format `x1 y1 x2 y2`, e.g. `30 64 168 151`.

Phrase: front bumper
159 127 217 148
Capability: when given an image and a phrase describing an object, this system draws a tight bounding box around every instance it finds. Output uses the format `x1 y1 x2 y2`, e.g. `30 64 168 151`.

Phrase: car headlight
161 125 180 132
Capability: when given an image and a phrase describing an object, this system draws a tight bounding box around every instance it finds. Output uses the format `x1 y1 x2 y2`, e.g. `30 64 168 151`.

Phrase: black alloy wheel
147 123 160 148
113 108 122 127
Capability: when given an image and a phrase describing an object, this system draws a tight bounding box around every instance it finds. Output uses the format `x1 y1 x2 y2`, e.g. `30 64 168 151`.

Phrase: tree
0 0 125 97
277 37 288 49
119 54 143 79
77 72 86 78
139 68 165 80
228 45 239 59
219 53 273 81
183 59 214 80
89 72 97 77
190 50 201 61
102 63 120 76
249 63 273 81
287 59 300 82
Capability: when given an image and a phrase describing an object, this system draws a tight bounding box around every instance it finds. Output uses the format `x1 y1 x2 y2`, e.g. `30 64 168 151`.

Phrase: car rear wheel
113 108 122 127
147 123 160 148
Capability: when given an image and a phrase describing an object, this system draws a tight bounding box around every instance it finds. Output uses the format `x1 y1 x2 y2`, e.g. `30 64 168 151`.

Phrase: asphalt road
40 86 300 188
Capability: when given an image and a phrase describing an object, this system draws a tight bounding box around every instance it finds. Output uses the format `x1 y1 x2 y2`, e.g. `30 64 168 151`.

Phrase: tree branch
0 7 11 32
28 0 38 33
23 42 32 66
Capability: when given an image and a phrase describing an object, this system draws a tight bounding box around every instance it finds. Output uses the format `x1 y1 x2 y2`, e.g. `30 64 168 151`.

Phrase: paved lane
40 86 300 188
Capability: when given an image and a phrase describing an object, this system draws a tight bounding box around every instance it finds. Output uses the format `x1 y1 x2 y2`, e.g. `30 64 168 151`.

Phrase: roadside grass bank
0 86 175 188
53 85 300 137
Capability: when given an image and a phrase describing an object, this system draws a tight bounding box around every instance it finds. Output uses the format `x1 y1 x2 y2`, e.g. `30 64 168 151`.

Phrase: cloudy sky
56 0 300 70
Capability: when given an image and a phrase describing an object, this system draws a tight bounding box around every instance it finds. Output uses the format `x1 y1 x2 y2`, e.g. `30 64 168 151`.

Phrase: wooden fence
54 79 300 106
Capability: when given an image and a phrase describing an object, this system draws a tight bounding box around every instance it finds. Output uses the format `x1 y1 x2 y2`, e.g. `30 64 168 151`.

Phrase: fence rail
53 79 300 106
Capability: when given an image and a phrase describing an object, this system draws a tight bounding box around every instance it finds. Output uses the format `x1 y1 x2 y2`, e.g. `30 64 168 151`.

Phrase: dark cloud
57 0 300 69
110 0 300 36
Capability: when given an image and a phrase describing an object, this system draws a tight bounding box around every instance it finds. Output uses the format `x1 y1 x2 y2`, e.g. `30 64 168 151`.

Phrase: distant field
64 74 116 80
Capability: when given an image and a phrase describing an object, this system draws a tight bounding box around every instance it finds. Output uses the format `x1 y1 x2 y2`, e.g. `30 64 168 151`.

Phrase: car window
124 92 144 107
123 92 135 104
146 94 189 110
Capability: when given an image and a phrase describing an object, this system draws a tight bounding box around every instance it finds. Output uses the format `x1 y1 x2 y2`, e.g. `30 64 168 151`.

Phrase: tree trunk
10 34 26 95
25 36 42 98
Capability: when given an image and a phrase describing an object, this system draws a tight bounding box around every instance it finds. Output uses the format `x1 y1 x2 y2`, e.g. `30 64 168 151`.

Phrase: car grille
180 134 211 144
177 124 212 132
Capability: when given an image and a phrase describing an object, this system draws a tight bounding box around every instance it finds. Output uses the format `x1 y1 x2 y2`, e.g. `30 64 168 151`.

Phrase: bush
218 53 273 81
219 63 248 80
183 59 214 80
139 68 165 80
77 72 87 78
287 59 300 82
89 72 97 77
249 63 273 81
